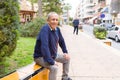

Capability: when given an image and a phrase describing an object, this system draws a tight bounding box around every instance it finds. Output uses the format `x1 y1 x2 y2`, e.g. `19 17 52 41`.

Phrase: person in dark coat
73 18 79 35
33 12 72 80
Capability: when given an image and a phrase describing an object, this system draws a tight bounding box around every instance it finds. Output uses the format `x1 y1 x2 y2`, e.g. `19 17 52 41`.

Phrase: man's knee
67 58 70 63
50 65 58 73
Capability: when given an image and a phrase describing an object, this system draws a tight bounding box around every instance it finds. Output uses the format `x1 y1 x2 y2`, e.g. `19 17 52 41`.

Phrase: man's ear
47 19 49 23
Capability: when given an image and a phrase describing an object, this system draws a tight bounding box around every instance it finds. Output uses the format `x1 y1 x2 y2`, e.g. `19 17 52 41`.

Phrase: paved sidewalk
57 25 120 80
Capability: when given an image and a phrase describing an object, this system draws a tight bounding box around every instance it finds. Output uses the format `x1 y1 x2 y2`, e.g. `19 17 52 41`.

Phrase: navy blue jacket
73 19 79 26
33 24 68 65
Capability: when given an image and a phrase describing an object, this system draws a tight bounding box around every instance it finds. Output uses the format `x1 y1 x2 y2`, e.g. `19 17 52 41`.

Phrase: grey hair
47 12 58 20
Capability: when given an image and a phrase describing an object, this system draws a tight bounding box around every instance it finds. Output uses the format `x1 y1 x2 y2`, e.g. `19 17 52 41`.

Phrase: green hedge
93 26 107 39
20 18 46 37
0 0 19 75
0 37 36 78
0 0 19 61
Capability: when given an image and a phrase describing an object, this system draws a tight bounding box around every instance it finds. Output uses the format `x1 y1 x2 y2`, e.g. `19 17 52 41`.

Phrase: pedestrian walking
73 18 79 35
33 12 72 80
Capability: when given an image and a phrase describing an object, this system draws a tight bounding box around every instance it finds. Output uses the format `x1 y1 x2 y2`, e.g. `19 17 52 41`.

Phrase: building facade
75 0 120 25
18 0 38 23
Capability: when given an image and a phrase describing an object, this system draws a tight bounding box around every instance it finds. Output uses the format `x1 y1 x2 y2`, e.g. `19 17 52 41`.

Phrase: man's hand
55 61 58 66
63 53 70 60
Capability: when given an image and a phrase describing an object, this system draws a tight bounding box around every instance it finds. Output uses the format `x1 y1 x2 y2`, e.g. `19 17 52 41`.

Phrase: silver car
107 25 120 42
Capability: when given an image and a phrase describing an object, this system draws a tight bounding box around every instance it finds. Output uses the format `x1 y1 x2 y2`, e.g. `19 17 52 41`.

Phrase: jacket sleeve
40 28 55 65
57 28 68 53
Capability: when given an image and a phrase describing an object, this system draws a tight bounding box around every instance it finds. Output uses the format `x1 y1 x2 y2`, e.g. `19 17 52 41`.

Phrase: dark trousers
73 26 78 35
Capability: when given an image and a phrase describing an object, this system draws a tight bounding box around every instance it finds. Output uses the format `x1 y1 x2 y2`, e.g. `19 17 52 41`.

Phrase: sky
64 0 80 17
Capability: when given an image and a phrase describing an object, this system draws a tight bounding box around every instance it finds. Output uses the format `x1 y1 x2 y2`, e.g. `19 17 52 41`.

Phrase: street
82 24 120 51
57 25 120 80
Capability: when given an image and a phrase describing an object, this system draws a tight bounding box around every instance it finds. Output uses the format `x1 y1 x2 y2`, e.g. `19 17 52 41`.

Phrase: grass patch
0 37 36 77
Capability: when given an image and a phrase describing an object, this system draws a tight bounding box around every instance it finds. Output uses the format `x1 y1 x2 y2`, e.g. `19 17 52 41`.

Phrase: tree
42 0 63 15
0 0 19 61
38 0 43 17
63 3 71 24
28 0 43 17
29 0 63 17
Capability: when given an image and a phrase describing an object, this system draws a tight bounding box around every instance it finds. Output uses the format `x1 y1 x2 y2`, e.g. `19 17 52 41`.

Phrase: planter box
101 39 112 46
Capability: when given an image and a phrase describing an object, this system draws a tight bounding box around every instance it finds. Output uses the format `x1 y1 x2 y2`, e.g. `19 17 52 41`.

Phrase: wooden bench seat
0 63 49 80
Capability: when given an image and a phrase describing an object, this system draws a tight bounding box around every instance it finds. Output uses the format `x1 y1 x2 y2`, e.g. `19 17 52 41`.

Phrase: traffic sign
100 13 105 18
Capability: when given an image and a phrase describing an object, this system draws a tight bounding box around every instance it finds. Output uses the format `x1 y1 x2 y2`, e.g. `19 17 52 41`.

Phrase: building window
98 0 105 3
90 0 93 3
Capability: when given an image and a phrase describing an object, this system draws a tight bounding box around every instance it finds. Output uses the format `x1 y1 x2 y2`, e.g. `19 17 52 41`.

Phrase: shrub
0 0 19 61
93 26 107 39
20 17 46 37
0 0 19 75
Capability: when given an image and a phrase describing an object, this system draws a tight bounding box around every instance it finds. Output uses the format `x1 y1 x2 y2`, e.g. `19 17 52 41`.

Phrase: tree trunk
38 0 43 17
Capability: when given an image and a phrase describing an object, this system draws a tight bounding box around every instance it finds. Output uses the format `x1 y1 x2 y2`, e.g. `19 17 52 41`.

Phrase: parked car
107 25 120 42
100 23 115 30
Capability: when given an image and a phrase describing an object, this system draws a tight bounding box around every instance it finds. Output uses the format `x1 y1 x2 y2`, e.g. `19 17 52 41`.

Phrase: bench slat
0 63 49 80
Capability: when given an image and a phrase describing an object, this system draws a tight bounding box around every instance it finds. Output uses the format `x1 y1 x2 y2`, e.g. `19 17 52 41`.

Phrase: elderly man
33 12 72 80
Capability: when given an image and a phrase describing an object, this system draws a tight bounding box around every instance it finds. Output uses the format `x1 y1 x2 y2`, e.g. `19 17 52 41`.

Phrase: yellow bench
0 63 49 80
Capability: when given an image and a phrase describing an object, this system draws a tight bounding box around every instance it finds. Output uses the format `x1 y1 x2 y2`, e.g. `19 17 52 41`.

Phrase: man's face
47 14 59 30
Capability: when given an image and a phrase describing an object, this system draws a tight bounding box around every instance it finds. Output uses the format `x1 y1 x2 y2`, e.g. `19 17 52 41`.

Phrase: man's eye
52 19 58 21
